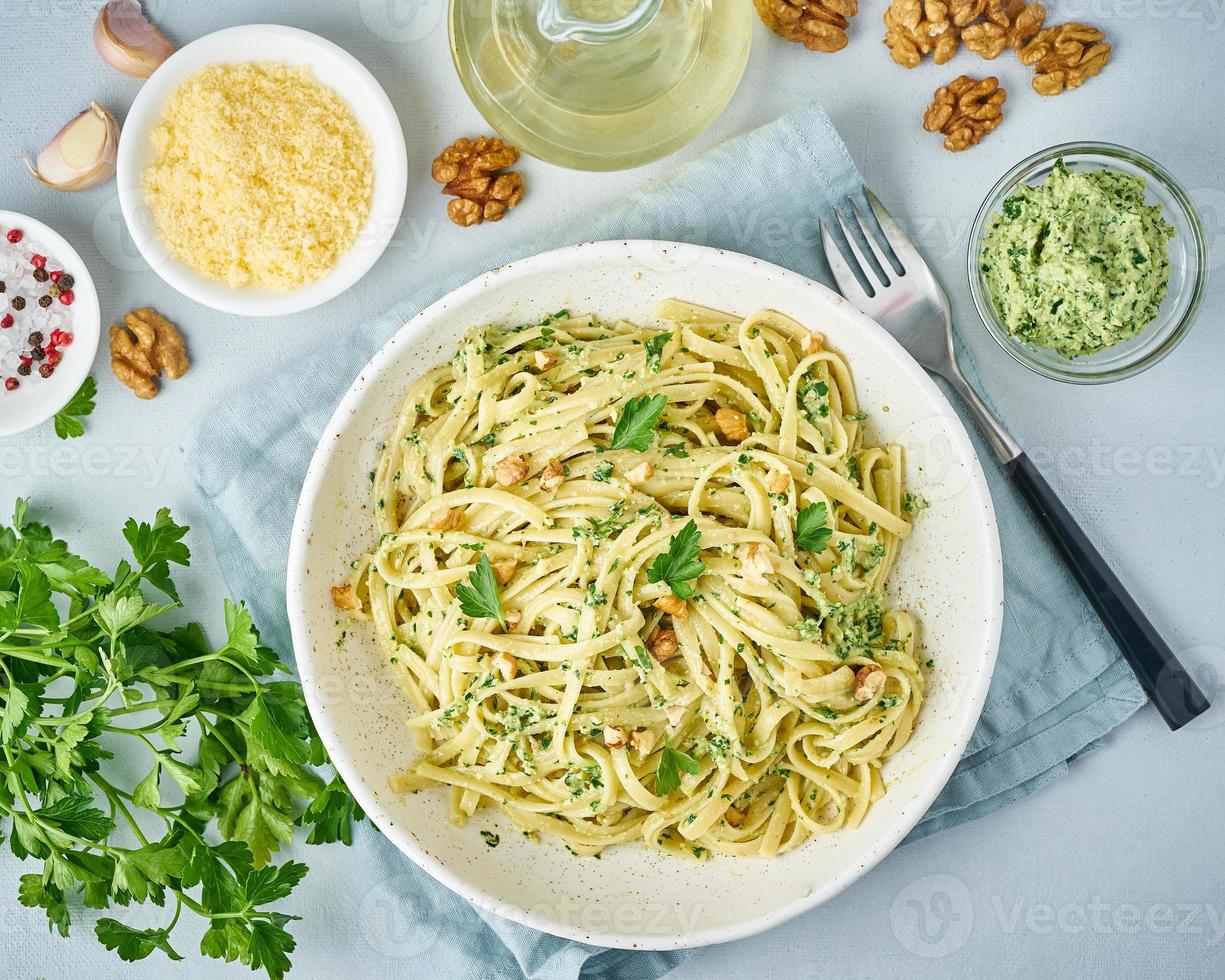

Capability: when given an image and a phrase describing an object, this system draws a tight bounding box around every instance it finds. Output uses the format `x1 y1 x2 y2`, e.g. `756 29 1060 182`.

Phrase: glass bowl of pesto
969 142 1208 383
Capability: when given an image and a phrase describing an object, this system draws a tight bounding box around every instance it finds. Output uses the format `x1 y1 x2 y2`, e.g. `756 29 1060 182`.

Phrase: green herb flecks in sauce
980 159 1174 358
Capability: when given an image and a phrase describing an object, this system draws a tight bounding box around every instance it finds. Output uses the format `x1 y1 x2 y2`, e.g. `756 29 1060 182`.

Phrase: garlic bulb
94 0 175 79
23 103 120 192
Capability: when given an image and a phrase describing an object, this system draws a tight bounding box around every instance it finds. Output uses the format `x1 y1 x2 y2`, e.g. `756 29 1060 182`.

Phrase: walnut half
754 0 859 53
432 136 525 227
961 0 1045 59
883 0 958 69
923 75 1007 152
109 308 189 400
1020 23 1111 96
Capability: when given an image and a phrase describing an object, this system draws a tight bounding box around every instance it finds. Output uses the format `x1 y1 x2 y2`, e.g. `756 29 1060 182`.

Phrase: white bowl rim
286 240 1004 949
0 209 101 437
115 24 407 318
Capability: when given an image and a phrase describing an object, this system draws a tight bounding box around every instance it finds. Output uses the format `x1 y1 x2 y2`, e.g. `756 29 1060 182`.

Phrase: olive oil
449 0 753 171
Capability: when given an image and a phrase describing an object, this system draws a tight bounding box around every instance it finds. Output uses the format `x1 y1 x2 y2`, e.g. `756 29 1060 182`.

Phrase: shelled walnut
1020 23 1111 95
753 0 859 53
431 136 525 227
109 307 189 399
962 0 1045 58
883 0 958 68
923 75 1007 152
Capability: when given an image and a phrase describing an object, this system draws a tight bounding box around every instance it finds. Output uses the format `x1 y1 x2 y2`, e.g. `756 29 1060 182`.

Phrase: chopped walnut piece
962 0 1044 58
426 507 461 531
664 703 687 727
724 806 745 827
753 0 858 53
625 461 653 485
853 664 886 703
654 595 688 619
491 558 518 585
740 543 774 585
715 407 750 442
533 350 558 371
493 651 518 681
1020 23 1111 96
504 608 523 630
923 75 1007 152
630 729 657 756
603 725 629 749
431 136 525 227
537 458 565 494
331 584 361 611
648 628 679 662
768 471 791 494
493 453 530 487
883 0 958 68
109 308 190 400
805 331 825 353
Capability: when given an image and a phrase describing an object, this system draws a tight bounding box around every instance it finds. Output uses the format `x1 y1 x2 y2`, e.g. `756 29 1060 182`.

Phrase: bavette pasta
338 300 928 858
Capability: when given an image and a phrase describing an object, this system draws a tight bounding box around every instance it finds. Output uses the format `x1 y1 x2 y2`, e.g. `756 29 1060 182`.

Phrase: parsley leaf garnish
795 502 833 554
456 553 505 627
52 376 96 439
647 519 705 600
643 331 672 373
0 500 362 978
610 394 666 451
654 739 700 796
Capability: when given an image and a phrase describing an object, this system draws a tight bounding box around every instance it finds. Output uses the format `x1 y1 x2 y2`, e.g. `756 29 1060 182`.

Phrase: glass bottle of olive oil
449 0 754 171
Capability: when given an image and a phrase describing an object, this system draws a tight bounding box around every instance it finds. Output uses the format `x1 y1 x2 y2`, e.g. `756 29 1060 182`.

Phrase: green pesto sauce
980 159 1174 358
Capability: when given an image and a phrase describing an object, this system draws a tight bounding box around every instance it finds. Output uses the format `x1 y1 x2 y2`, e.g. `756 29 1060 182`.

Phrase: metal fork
820 189 1209 731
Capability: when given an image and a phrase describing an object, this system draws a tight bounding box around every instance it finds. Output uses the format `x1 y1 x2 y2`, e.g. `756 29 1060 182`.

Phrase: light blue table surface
2 2 1223 978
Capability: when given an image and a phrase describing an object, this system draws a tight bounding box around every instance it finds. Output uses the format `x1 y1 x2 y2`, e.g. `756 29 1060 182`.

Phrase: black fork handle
1005 452 1210 730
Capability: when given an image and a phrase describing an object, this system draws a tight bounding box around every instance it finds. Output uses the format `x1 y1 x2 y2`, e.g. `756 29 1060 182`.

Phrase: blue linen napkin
184 101 1145 979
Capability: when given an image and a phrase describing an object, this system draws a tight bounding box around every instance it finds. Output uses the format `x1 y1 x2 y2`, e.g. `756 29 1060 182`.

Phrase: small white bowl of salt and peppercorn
0 211 100 437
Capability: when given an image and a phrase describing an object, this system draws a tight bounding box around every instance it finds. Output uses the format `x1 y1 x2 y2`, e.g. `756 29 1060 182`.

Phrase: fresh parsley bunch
0 500 361 978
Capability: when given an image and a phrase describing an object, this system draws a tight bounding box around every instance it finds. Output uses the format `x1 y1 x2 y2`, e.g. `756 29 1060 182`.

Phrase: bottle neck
536 0 663 43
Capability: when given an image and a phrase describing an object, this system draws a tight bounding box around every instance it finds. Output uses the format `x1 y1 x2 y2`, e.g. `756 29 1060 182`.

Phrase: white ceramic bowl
0 210 100 437
287 241 1003 949
116 25 407 318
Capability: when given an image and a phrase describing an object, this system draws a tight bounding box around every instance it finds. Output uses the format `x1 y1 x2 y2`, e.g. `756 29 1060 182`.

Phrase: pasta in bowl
338 300 926 857
287 241 1001 948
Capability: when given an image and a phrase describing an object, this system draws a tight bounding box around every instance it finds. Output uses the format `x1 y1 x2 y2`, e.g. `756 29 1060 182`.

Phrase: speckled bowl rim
286 241 1003 949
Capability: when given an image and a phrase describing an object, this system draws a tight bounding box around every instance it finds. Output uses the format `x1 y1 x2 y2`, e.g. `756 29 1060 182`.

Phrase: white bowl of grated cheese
116 25 408 318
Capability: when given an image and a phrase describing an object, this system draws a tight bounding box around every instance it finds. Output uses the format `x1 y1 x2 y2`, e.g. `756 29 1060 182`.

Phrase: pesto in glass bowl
968 143 1207 383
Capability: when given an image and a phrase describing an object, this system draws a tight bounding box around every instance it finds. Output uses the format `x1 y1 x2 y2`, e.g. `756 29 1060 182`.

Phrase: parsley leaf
456 553 505 626
610 393 667 451
643 331 672 373
795 502 833 554
52 376 96 439
647 520 705 600
653 740 700 796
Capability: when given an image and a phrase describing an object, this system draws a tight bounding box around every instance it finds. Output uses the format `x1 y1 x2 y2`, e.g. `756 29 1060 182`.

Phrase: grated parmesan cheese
142 62 374 292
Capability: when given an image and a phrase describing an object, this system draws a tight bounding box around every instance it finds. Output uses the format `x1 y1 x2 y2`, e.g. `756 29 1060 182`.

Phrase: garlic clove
94 0 175 79
24 103 120 192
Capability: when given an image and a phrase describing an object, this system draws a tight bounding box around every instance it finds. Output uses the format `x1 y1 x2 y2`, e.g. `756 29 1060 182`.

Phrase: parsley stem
89 773 150 847
0 646 71 668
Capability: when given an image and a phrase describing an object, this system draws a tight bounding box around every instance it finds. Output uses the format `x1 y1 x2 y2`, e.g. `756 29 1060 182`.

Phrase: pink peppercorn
0 314 12 329
31 254 46 269
4 377 18 391
57 290 74 306
6 229 23 244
